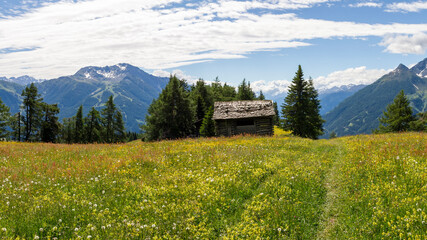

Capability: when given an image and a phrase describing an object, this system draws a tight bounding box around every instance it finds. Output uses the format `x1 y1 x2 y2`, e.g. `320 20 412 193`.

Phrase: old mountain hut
212 100 275 136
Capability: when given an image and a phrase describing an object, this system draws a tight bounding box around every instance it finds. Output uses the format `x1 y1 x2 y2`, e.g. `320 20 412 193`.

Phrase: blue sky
0 0 427 95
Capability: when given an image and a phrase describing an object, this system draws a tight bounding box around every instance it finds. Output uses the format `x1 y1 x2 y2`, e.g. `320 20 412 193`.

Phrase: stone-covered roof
212 100 275 120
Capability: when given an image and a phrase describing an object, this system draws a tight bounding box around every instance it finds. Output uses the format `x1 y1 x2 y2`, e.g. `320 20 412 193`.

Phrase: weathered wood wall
215 117 274 136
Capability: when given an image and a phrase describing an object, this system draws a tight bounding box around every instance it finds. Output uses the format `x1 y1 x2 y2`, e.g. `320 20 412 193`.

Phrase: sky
0 0 427 96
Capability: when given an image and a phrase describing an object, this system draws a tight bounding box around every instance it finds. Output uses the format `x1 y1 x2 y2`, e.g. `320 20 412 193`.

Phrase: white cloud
0 0 426 78
313 66 391 90
152 69 199 84
251 80 291 97
386 1 427 12
349 2 383 8
380 33 427 54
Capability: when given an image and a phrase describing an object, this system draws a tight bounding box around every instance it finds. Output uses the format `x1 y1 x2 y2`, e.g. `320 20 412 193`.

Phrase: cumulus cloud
349 2 383 8
386 1 427 12
380 33 427 54
251 80 291 97
0 0 426 78
313 66 391 90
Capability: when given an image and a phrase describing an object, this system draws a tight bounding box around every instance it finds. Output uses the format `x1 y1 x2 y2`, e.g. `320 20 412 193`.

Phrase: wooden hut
213 100 275 136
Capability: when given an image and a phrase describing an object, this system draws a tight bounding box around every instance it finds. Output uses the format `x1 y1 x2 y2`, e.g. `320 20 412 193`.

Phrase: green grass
0 133 426 239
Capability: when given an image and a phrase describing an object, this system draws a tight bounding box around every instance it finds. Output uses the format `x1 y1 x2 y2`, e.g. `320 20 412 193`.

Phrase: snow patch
413 83 419 90
84 72 91 79
96 70 118 79
118 64 127 71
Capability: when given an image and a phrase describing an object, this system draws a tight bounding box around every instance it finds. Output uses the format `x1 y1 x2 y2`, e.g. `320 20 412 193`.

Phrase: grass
0 132 426 239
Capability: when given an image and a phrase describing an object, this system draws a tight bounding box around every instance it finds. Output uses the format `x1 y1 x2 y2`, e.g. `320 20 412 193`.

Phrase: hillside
0 64 168 132
324 59 427 137
0 133 425 239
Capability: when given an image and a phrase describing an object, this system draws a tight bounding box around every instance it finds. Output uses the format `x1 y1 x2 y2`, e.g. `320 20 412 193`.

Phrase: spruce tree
21 83 43 141
0 97 10 139
74 105 84 143
281 65 324 139
199 106 215 137
102 96 116 143
375 90 415 133
143 75 194 141
85 107 102 143
409 112 427 131
40 103 60 143
61 117 75 144
236 79 255 100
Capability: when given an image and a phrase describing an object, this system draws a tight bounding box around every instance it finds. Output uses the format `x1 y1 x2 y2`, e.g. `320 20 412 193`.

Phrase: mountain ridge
324 58 427 137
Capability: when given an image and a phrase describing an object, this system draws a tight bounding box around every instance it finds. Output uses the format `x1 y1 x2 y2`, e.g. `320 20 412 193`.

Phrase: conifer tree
375 90 415 133
281 65 324 139
258 91 265 100
236 79 255 100
40 103 60 143
273 102 280 126
409 112 427 131
61 117 75 144
21 83 43 141
0 97 10 139
74 105 84 143
199 106 215 137
113 111 126 143
9 112 22 141
85 107 102 143
143 75 194 141
102 96 116 143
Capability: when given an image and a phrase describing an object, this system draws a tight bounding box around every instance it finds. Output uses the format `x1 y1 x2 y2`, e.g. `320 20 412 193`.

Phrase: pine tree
199 106 215 137
236 79 255 100
21 83 43 141
375 90 415 133
102 96 116 143
281 65 324 139
113 111 126 143
0 97 10 139
85 107 102 143
74 105 84 143
143 75 194 141
40 103 60 143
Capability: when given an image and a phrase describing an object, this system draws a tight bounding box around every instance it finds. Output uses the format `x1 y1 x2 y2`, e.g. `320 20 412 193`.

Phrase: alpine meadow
2 0 427 239
0 131 426 239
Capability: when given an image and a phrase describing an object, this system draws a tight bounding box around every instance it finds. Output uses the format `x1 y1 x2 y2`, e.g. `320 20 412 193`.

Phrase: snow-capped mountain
0 75 45 85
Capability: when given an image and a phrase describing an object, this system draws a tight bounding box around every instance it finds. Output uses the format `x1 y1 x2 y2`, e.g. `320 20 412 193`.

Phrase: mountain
0 76 44 85
0 63 168 132
0 80 24 113
267 84 366 116
318 84 367 115
324 59 427 137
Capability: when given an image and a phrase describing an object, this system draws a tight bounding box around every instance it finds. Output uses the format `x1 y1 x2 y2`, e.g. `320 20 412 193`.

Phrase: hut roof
212 100 275 120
